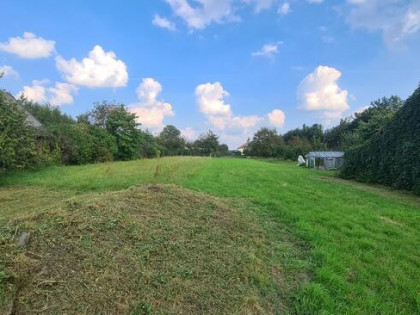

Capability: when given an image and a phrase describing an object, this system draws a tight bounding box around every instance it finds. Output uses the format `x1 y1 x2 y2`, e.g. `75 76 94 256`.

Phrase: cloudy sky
1 0 420 148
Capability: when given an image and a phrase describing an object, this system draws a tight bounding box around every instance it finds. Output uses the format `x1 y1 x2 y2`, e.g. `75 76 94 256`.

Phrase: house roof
1 90 42 128
237 142 249 150
305 151 344 158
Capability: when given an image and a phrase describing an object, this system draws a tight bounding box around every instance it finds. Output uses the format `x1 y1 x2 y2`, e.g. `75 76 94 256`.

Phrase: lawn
1 157 419 314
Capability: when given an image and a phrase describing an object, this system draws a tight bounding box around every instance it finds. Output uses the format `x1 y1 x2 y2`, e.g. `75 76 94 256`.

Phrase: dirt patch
380 216 402 226
0 184 290 314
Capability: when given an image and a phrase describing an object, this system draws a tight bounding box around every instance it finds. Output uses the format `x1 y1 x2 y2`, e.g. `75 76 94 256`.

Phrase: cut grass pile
1 157 420 314
0 184 305 314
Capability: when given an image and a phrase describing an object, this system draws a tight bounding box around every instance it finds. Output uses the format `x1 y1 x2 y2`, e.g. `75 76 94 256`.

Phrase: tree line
245 95 405 159
0 92 230 173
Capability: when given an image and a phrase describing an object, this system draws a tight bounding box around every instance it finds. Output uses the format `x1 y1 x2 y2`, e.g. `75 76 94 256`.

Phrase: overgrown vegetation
1 157 419 313
341 85 420 194
0 91 232 174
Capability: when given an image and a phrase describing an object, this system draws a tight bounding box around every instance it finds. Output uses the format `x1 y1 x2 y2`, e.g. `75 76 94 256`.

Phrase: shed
305 151 344 170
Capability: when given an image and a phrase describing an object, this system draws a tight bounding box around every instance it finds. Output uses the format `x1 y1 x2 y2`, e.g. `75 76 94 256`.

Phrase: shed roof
1 90 42 128
306 151 344 158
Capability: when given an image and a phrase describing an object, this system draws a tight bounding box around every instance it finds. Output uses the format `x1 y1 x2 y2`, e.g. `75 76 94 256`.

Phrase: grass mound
0 184 295 314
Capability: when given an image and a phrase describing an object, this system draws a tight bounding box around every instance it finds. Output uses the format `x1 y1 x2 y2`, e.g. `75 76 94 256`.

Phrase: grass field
1 157 419 314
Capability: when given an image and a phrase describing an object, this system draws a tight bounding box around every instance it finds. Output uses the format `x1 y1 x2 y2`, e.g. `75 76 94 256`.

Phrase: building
1 91 42 128
305 151 345 170
237 142 249 155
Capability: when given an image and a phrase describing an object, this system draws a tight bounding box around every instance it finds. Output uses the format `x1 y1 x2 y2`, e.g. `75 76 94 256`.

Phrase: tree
246 128 284 157
88 102 141 161
0 91 39 172
158 125 185 156
194 130 220 156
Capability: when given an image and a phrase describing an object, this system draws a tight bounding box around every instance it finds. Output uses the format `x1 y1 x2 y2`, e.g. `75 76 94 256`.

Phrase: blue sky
1 0 420 148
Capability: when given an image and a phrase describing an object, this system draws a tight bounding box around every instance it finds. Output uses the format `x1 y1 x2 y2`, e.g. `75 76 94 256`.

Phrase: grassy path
1 157 419 313
182 158 420 314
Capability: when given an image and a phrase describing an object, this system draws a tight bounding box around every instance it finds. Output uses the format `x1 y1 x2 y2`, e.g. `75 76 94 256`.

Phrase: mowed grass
1 157 420 314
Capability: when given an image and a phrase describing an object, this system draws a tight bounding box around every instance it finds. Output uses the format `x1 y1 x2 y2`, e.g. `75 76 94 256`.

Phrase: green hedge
341 85 420 194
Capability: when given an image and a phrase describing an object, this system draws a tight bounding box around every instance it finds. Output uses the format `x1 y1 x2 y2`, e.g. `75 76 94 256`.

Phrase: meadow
1 157 419 314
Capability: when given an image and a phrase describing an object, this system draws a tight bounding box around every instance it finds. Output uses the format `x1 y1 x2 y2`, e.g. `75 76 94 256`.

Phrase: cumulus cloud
346 0 420 47
252 42 283 59
153 14 176 31
128 78 174 130
298 65 349 122
196 81 263 131
195 82 287 148
17 80 78 106
0 32 56 59
49 82 78 106
268 109 286 127
0 65 19 78
180 127 197 140
278 2 291 15
165 0 239 30
17 80 48 103
196 82 231 116
56 45 128 88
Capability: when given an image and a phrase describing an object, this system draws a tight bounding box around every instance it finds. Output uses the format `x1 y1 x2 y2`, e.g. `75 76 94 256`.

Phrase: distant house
305 151 344 170
237 143 249 155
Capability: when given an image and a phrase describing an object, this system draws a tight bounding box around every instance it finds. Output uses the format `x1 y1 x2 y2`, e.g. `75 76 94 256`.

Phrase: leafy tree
23 101 75 126
88 102 141 161
138 130 160 158
158 125 185 156
194 130 220 156
0 92 39 172
246 128 284 158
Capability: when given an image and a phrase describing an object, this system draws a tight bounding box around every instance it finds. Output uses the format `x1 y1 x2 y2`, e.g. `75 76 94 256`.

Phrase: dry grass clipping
0 184 289 314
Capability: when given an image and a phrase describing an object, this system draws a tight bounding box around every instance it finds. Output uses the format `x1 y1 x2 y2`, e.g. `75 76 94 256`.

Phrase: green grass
1 157 420 314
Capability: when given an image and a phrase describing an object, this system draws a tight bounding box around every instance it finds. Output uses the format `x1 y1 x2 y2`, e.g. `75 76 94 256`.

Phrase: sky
1 0 420 148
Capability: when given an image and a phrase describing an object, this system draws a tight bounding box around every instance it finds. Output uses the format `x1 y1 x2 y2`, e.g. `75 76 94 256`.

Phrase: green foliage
89 102 141 161
246 125 327 160
194 130 220 156
246 128 283 157
0 92 40 172
23 101 75 126
341 87 420 194
158 125 185 156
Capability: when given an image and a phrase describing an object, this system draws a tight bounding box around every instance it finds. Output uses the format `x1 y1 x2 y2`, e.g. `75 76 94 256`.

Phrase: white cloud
346 0 420 47
252 42 283 59
195 80 286 140
180 127 197 140
278 2 291 15
0 32 55 59
254 0 276 12
165 0 239 30
196 82 231 116
17 80 77 106
196 81 264 130
298 65 349 122
0 65 19 78
152 14 176 31
49 82 78 106
128 78 174 130
17 80 47 103
268 109 286 127
307 0 323 4
56 45 128 88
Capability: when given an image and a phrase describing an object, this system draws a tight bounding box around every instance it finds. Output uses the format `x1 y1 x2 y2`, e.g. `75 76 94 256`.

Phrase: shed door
324 158 334 170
